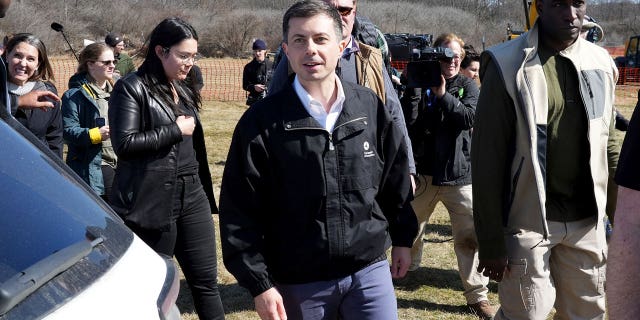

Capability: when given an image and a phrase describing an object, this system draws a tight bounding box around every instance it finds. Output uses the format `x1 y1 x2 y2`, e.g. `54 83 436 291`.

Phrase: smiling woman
4 33 63 158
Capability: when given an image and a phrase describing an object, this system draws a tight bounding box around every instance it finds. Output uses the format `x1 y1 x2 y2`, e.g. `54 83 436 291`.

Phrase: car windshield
0 118 118 284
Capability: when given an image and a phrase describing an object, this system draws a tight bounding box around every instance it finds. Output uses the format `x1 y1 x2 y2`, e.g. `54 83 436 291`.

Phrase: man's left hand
17 90 60 111
390 246 411 278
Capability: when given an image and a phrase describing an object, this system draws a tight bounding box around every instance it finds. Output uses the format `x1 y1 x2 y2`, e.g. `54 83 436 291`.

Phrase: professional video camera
384 33 454 88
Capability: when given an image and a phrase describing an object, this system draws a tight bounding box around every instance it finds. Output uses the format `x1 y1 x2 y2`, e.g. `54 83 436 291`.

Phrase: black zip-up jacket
219 81 418 297
401 74 478 185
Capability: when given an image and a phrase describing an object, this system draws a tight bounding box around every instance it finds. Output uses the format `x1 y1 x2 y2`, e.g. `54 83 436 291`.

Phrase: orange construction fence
50 57 639 104
50 57 251 102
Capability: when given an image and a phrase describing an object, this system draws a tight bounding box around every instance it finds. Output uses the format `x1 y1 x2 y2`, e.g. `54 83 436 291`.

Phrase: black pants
100 165 115 203
130 174 225 320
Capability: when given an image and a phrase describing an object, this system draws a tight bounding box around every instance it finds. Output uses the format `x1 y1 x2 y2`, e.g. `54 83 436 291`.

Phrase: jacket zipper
330 116 366 256
284 117 367 256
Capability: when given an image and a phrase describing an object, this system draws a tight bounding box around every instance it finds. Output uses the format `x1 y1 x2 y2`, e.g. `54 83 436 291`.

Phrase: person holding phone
62 42 117 202
107 18 224 319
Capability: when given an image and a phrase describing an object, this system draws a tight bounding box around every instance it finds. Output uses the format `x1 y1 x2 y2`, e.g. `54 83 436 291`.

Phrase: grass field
176 85 639 319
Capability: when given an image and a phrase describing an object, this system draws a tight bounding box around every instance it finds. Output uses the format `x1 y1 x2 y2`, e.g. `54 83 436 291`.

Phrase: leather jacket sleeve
108 76 183 159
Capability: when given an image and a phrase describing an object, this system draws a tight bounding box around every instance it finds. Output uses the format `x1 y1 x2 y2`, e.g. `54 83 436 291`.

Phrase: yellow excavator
506 0 538 41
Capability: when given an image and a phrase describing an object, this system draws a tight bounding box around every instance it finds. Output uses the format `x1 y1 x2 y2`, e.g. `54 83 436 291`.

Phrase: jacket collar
281 81 368 136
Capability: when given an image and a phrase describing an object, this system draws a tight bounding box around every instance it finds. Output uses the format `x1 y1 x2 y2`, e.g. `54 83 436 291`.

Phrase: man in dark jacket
105 33 136 77
219 1 417 319
402 33 494 319
242 38 272 106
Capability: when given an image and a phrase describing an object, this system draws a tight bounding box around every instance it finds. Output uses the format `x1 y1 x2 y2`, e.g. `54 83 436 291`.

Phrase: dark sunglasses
336 6 354 17
96 60 118 66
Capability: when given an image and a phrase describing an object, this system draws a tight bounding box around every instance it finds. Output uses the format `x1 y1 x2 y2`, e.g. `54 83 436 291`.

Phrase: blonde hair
434 33 466 60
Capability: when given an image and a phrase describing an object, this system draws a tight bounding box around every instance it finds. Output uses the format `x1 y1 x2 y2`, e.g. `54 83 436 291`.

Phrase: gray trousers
275 260 398 320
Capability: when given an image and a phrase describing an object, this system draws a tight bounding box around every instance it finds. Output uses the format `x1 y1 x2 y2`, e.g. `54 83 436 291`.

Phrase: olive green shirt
538 46 596 222
115 52 136 77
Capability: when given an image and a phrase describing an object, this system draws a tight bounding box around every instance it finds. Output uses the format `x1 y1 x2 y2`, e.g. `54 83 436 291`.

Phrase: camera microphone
51 22 64 32
50 22 79 62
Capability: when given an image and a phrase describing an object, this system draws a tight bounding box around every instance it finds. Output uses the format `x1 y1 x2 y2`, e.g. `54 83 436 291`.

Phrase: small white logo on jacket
363 141 375 158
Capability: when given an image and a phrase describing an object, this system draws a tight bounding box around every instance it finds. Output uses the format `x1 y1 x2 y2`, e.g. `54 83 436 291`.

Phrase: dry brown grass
177 85 639 319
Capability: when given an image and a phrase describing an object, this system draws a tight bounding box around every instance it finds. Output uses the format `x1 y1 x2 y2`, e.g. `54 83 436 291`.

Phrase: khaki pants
410 175 489 304
496 218 607 320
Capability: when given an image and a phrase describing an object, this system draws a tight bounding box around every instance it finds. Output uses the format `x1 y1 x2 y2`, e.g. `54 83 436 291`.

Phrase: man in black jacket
242 39 272 106
219 1 417 319
401 33 494 319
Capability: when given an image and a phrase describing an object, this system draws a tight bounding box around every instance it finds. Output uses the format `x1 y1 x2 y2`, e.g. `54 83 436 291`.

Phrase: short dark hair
282 0 342 44
4 33 55 82
461 44 480 69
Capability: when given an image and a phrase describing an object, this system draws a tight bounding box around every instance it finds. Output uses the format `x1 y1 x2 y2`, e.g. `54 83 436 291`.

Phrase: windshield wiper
0 237 104 315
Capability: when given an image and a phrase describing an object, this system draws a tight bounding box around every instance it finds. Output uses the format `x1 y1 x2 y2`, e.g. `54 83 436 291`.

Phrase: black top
615 91 640 191
176 101 199 176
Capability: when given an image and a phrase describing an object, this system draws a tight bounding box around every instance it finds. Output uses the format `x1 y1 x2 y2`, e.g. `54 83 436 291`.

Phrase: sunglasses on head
336 6 354 17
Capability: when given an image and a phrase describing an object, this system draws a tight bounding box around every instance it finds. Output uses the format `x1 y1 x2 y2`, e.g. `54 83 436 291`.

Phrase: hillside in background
0 0 638 57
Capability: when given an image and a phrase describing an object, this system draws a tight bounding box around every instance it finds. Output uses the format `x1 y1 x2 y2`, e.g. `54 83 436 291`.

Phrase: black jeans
130 174 225 320
100 165 115 203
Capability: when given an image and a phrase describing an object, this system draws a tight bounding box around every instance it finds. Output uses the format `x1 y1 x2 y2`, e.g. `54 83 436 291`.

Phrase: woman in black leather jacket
108 17 224 319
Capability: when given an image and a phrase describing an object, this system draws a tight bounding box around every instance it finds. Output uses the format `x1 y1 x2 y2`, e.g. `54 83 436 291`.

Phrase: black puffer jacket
403 74 478 186
108 73 217 231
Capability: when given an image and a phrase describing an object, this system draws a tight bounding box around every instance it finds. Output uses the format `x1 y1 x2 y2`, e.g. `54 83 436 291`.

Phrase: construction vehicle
506 0 537 41
615 35 640 84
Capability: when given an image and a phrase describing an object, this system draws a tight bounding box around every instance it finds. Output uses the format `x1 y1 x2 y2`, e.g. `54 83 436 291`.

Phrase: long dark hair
139 17 201 111
3 33 55 83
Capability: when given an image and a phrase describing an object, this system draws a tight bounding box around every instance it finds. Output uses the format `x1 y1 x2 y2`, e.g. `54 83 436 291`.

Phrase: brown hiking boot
467 300 496 319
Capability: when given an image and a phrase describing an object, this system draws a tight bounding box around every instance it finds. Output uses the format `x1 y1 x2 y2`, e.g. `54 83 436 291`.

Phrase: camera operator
402 33 494 319
242 39 272 106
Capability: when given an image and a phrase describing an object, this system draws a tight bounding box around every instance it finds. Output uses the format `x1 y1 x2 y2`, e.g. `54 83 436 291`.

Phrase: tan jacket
481 22 618 238
355 41 386 103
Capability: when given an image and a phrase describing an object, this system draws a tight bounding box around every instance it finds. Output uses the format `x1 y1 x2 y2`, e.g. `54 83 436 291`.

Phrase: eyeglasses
336 6 354 17
439 55 462 63
163 47 201 64
95 60 118 66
